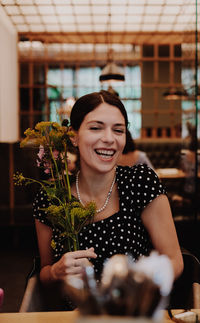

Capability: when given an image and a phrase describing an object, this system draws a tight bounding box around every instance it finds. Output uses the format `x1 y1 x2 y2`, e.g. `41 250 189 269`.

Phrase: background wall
0 6 18 143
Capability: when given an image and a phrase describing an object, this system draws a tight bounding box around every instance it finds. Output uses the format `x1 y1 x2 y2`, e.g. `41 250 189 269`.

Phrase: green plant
14 121 96 251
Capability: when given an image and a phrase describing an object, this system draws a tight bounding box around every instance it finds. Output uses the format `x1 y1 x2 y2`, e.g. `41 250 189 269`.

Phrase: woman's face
75 102 126 174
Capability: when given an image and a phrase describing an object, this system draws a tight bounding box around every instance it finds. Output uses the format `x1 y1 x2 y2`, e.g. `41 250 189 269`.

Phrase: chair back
168 249 200 309
19 257 70 312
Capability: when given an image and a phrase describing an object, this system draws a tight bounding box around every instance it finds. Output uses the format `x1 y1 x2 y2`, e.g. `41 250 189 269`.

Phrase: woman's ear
70 131 78 147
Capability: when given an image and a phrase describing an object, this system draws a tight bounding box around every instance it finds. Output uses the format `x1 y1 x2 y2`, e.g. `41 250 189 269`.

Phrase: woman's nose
101 128 114 143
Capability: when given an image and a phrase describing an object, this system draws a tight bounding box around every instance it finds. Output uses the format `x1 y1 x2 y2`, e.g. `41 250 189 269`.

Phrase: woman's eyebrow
87 121 104 125
87 121 125 127
114 123 126 127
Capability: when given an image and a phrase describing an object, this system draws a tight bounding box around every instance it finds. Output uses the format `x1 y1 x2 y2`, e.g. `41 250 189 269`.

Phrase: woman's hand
50 247 97 281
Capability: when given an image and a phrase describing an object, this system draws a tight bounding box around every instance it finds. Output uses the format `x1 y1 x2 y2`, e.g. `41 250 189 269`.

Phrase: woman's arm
35 219 97 285
141 194 184 279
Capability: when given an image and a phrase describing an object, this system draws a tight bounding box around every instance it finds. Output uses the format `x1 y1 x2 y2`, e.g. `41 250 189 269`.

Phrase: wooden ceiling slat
18 31 199 45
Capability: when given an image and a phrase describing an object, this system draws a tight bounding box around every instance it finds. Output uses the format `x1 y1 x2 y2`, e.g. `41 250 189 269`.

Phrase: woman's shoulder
116 164 163 190
116 164 154 176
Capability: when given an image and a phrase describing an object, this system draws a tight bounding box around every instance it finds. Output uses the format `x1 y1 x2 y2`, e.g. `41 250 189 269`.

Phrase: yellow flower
46 205 64 216
15 120 97 252
35 121 53 131
13 172 26 186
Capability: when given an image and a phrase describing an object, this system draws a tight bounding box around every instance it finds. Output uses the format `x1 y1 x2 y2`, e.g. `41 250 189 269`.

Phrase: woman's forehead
84 102 126 123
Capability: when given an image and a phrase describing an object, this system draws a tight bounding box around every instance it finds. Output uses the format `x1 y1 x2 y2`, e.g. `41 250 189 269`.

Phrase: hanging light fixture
99 53 125 83
99 10 125 83
99 63 125 82
163 87 189 100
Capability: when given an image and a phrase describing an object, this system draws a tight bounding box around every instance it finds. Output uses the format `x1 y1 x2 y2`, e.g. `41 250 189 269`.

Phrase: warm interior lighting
99 8 125 84
99 61 125 83
163 87 189 100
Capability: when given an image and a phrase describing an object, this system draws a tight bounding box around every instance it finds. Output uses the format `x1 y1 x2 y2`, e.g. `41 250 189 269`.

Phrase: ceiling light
99 62 125 83
163 87 189 100
99 8 125 84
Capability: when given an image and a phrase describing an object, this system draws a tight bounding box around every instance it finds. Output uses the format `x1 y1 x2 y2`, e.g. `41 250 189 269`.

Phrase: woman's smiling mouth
95 149 116 159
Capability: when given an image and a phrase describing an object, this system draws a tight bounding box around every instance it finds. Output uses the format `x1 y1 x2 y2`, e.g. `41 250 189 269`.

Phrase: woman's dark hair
70 90 128 131
122 130 136 154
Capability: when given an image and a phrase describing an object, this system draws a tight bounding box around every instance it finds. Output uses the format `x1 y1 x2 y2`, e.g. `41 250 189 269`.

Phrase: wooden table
0 310 199 323
156 168 186 179
156 168 200 179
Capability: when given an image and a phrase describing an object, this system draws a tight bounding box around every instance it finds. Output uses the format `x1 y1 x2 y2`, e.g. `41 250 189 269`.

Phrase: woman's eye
90 126 101 130
114 129 125 134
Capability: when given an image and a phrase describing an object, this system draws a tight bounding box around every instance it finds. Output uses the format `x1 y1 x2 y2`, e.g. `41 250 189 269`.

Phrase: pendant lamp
163 87 189 100
99 10 125 84
99 60 125 83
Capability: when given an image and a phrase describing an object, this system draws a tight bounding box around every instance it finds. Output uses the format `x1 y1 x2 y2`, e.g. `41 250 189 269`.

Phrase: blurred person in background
118 130 154 170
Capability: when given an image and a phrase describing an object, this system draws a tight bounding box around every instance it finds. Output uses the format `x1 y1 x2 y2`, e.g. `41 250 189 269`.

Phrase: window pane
20 63 29 84
143 45 154 57
47 87 61 100
174 61 182 83
158 62 169 83
158 45 169 57
77 86 100 97
33 88 45 111
125 65 141 97
47 65 62 86
63 88 74 99
20 115 30 138
122 100 141 139
76 67 101 93
142 62 154 83
49 100 62 122
142 87 154 115
20 88 29 111
34 64 45 85
174 45 181 57
63 67 74 87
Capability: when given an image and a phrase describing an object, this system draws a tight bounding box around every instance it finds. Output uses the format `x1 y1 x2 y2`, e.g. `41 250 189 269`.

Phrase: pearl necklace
75 171 116 214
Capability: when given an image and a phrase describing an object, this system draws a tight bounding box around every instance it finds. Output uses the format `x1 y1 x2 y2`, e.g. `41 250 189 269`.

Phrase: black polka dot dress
33 164 166 280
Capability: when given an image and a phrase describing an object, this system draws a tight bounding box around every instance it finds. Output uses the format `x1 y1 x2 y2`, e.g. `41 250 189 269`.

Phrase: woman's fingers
68 247 97 260
52 248 97 279
73 258 92 269
64 255 94 275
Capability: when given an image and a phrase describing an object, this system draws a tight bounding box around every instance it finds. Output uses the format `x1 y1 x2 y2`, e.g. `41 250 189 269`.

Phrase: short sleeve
32 190 52 227
130 164 166 211
116 164 166 213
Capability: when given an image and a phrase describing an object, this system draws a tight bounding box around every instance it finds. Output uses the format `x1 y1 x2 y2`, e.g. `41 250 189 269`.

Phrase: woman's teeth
95 149 115 157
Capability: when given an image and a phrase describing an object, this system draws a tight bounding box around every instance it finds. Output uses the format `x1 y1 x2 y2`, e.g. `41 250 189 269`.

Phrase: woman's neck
79 167 116 196
71 166 116 209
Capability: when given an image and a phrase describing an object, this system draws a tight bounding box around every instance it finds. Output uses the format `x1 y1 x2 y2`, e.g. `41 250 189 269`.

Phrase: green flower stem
20 177 51 192
63 204 73 230
61 168 67 192
74 234 79 251
49 165 56 186
49 146 61 189
67 238 71 252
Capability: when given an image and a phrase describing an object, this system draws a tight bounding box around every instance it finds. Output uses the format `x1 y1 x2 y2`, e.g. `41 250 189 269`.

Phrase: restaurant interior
0 0 200 316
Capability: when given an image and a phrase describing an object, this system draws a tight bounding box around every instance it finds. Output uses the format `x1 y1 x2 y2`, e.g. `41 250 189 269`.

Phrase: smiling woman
33 90 183 310
71 102 126 174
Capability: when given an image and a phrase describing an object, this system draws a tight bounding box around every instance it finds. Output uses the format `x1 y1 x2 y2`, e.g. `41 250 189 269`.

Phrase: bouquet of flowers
14 121 96 252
